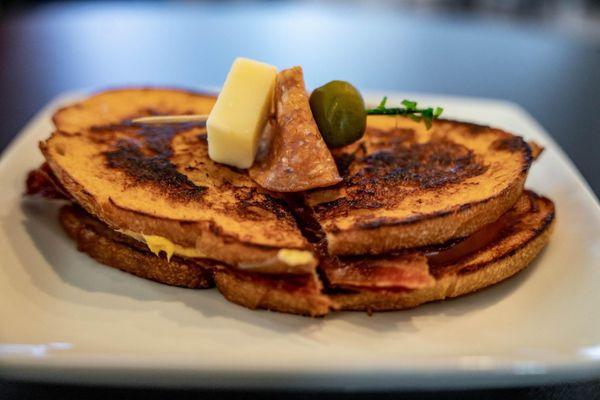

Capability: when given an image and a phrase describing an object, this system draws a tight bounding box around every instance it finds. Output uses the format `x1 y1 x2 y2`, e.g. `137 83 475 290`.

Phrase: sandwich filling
117 228 315 273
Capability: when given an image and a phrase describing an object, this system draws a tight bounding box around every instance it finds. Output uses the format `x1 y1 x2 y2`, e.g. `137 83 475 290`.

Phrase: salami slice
250 66 341 192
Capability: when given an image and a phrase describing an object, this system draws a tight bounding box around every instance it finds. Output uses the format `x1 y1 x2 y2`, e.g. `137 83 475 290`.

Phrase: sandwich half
305 115 535 255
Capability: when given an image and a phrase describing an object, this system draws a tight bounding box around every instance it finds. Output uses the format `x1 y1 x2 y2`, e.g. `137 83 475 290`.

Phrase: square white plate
0 92 599 390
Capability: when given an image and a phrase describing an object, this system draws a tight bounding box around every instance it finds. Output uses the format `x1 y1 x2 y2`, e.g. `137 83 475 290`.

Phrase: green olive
309 80 366 148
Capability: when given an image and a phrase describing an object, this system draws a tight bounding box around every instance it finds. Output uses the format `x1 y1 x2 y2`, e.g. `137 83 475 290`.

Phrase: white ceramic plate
0 92 599 390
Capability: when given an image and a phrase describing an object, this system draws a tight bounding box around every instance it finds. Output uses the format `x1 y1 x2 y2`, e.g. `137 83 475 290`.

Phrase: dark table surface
1 2 599 399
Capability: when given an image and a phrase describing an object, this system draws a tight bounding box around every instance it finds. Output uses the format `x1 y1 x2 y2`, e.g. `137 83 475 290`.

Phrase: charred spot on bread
315 138 488 220
105 140 207 201
491 135 528 153
356 140 487 188
103 122 208 202
491 136 533 174
232 187 293 221
365 127 417 150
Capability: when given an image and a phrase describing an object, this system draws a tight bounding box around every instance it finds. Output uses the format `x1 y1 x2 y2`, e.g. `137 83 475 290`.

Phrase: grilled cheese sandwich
26 87 555 317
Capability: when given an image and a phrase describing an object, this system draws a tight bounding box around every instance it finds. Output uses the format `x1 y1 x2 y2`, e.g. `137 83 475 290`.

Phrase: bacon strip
249 66 341 192
323 193 538 292
25 163 71 199
323 253 435 290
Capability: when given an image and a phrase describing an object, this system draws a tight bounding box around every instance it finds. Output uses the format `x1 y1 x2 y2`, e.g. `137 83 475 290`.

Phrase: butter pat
207 58 277 168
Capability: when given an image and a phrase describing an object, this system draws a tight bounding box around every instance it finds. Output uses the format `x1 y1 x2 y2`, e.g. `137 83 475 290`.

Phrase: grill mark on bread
491 135 533 174
106 140 207 201
101 122 207 202
315 132 488 220
492 136 528 153
233 187 291 221
358 140 486 188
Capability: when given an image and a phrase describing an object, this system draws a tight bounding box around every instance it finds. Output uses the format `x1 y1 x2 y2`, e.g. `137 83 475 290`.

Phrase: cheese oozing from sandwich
207 57 277 168
119 230 315 272
142 234 206 261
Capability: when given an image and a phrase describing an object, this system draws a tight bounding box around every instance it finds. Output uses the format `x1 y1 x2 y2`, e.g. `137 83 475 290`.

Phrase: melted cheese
119 230 315 270
142 234 207 261
118 229 206 261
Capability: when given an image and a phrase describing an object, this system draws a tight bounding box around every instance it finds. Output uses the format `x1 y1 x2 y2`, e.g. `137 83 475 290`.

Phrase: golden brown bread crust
332 192 555 311
59 205 215 289
306 116 533 255
214 271 332 317
42 88 316 271
52 87 215 133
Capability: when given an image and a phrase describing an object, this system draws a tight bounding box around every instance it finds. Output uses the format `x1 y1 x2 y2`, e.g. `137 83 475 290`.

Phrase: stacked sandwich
26 69 554 317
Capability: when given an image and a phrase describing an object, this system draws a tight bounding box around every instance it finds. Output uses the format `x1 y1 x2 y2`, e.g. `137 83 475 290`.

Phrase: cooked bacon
249 66 341 192
426 193 534 266
322 253 435 290
425 218 507 266
25 163 71 199
325 197 529 292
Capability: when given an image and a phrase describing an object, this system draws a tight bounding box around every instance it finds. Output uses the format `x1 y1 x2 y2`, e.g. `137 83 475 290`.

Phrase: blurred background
0 0 599 194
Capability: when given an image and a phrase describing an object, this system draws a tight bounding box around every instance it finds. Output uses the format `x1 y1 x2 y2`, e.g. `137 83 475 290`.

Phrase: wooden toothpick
130 114 209 125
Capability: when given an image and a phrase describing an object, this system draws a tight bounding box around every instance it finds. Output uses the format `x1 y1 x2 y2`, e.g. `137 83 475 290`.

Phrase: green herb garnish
366 97 444 129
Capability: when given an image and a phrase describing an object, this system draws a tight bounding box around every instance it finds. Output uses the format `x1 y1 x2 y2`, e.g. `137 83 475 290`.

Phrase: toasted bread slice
42 88 316 272
59 204 331 316
59 205 215 288
214 270 332 317
306 116 533 255
331 191 555 311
